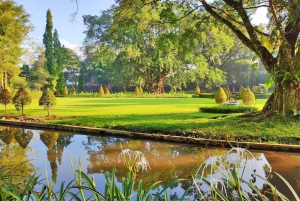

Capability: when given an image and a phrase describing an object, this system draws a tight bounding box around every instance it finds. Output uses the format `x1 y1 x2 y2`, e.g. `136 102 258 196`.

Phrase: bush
199 105 258 113
70 86 76 94
196 93 215 98
99 86 104 97
254 93 271 99
63 86 68 95
194 86 200 95
215 87 227 104
238 85 246 99
139 86 143 94
12 87 32 116
242 87 255 105
224 85 230 100
105 86 110 95
135 86 140 96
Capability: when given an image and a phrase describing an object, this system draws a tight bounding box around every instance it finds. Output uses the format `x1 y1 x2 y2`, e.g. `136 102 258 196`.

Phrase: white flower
226 153 241 164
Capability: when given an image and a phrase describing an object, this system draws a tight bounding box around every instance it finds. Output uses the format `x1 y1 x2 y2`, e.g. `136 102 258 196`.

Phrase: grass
0 97 299 145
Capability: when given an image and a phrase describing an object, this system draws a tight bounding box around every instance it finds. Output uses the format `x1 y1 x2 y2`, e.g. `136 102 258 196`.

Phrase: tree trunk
262 42 300 116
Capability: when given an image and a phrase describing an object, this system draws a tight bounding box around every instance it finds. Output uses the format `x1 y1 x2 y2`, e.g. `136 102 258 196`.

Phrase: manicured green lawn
1 97 299 144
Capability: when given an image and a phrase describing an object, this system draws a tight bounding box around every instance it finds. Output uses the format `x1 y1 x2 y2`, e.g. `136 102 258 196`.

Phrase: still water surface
0 126 299 199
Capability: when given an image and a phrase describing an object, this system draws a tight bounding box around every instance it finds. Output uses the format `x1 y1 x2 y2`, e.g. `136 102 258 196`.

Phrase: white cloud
60 39 84 59
251 7 269 25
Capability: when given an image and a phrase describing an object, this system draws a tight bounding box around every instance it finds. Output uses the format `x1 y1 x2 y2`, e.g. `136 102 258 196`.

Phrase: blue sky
14 0 115 49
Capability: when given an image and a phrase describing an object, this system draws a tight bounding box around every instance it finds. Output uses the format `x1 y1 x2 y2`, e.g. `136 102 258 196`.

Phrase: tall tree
53 29 65 93
127 0 299 116
0 1 32 90
78 64 85 93
83 3 231 93
43 9 56 91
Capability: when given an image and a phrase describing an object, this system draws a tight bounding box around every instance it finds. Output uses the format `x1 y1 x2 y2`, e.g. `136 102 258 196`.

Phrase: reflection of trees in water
14 128 33 148
0 126 16 145
0 128 36 185
83 136 231 192
38 130 75 183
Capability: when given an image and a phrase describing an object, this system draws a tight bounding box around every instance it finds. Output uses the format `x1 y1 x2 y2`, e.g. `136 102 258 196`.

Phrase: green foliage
56 72 65 94
99 86 104 97
194 85 200 95
63 86 68 95
242 87 255 105
135 86 140 96
199 105 258 114
238 85 246 99
215 87 227 105
70 86 76 94
139 86 143 94
224 85 231 100
78 67 85 93
0 89 13 115
252 85 263 93
12 87 32 115
0 1 32 90
39 88 57 116
104 86 110 95
197 93 215 98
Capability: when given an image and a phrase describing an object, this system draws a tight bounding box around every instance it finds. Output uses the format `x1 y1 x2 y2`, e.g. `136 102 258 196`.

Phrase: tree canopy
0 0 32 90
114 0 300 116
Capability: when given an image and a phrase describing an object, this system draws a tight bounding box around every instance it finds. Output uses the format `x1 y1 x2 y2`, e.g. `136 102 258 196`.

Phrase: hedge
199 105 259 114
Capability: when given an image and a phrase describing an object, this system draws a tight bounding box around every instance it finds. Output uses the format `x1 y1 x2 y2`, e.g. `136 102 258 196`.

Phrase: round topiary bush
242 87 255 105
194 86 200 95
215 87 227 105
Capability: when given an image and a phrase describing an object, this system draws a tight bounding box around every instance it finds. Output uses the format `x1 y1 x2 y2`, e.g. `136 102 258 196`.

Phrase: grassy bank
0 97 299 145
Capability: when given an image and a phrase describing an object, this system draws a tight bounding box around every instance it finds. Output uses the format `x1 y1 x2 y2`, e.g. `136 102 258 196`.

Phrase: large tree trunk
262 42 300 116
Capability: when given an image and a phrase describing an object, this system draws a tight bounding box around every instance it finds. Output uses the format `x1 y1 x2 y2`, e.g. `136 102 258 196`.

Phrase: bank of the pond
0 119 299 152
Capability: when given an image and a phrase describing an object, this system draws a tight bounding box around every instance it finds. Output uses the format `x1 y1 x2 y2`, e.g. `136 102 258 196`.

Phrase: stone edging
0 119 299 152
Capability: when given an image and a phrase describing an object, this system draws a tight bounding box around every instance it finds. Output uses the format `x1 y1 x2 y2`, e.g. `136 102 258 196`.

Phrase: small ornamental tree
135 86 140 96
139 86 143 94
225 85 231 100
63 86 68 95
99 85 104 97
104 86 110 95
194 86 200 95
242 87 256 105
12 87 32 116
70 86 76 94
238 85 245 99
0 89 13 115
215 87 227 105
39 88 57 116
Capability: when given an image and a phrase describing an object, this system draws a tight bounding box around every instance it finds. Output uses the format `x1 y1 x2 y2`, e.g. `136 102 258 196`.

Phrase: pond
0 126 299 200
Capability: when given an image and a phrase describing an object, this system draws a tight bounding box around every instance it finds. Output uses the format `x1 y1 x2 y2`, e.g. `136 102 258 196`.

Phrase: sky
14 0 268 53
14 0 115 50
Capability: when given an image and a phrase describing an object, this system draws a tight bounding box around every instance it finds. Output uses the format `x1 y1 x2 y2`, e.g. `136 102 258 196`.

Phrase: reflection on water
0 126 299 199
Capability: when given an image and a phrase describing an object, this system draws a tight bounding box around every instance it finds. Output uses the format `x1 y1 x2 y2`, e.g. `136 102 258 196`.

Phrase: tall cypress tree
53 29 65 93
43 9 56 91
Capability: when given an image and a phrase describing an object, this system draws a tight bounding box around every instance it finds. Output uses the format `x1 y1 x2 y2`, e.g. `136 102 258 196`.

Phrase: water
0 126 299 200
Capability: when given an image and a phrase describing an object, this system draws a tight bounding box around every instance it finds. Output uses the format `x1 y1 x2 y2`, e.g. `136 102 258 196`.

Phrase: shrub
135 86 140 96
224 85 231 100
252 85 263 93
242 87 256 105
63 86 68 95
39 88 57 116
0 89 13 115
12 87 32 116
70 86 76 94
104 86 110 95
254 93 271 99
139 86 143 94
215 87 227 104
99 86 104 97
197 93 215 98
238 85 246 99
199 105 258 113
194 86 200 95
